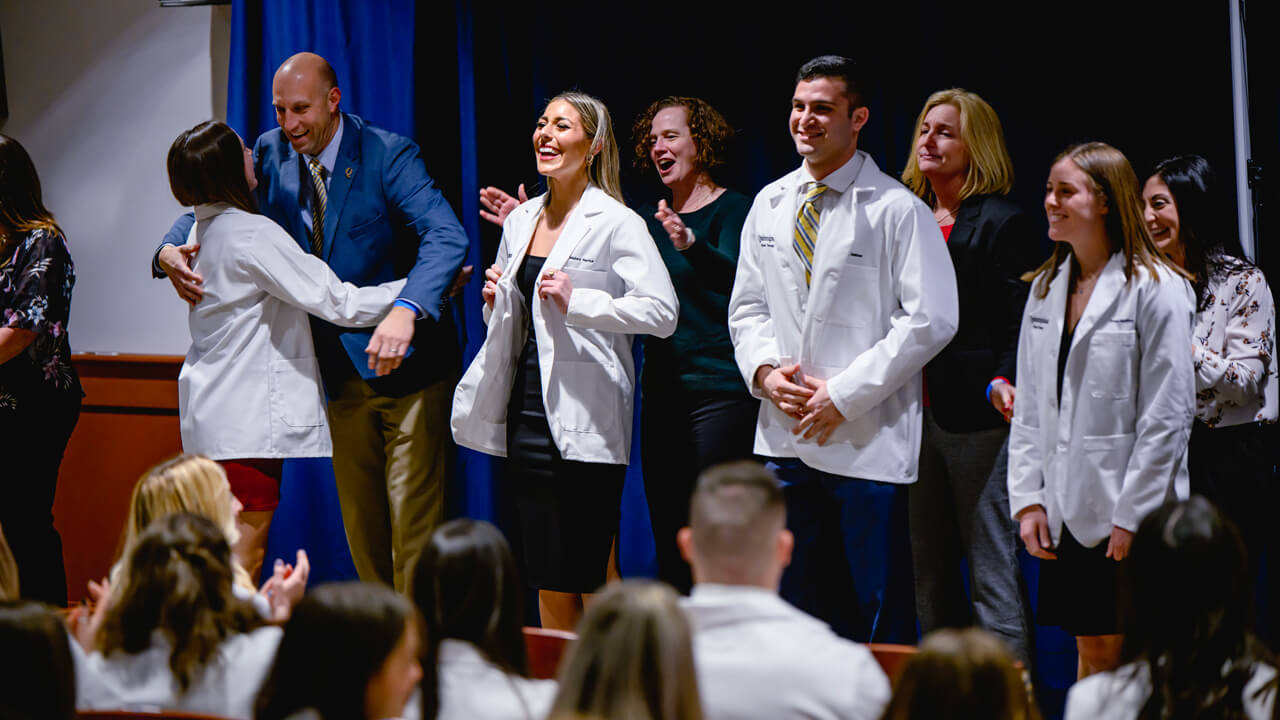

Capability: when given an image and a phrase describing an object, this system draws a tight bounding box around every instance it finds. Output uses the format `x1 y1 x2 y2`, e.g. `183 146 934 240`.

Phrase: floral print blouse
0 227 81 410
1192 257 1278 427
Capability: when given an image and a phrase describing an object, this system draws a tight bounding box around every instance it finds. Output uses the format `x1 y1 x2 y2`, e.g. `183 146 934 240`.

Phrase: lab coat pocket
271 355 325 428
563 267 612 295
1088 331 1136 400
554 360 618 434
1081 432 1135 513
827 262 879 328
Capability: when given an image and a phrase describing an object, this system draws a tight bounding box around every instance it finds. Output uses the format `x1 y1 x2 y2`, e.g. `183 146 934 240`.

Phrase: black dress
505 254 626 593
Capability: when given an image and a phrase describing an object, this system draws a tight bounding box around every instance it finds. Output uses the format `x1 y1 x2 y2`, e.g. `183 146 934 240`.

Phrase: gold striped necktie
308 157 327 256
793 181 828 285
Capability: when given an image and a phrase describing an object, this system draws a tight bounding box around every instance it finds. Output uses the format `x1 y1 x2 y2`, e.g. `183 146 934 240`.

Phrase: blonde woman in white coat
452 92 677 630
167 121 404 576
1008 142 1194 678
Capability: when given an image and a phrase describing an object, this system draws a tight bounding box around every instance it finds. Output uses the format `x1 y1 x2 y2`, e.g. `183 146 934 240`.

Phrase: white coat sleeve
240 223 405 328
1113 272 1195 532
825 199 959 420
1193 268 1275 407
727 197 781 399
1008 290 1046 519
564 212 678 337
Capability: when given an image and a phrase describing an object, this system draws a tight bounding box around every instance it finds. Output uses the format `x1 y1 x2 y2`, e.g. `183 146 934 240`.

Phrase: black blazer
926 194 1046 433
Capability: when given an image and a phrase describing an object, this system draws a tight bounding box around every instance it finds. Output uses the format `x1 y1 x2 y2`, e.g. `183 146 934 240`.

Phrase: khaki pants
327 373 451 592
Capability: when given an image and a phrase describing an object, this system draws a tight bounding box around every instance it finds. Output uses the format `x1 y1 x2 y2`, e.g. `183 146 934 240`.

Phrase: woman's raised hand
482 264 503 309
479 184 528 227
655 199 695 251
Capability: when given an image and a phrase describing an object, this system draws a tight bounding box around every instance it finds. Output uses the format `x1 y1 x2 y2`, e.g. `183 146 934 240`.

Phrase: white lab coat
1065 661 1277 720
1008 253 1195 547
728 152 958 482
682 584 890 720
179 203 404 459
451 185 678 464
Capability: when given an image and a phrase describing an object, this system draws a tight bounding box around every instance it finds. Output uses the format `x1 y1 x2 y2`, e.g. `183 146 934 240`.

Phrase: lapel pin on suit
345 167 353 178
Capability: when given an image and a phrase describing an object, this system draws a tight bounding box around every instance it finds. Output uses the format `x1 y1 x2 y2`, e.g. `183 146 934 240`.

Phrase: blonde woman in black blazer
900 89 1042 663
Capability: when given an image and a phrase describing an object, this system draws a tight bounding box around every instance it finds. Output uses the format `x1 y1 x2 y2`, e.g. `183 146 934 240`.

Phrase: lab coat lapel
321 121 360 261
542 186 599 273
766 174 807 316
1069 252 1126 354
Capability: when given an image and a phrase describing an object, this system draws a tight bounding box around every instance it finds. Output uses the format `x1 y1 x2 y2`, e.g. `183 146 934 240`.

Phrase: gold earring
587 154 595 169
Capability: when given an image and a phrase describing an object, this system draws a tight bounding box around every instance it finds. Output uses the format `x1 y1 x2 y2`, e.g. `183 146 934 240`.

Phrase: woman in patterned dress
0 134 82 606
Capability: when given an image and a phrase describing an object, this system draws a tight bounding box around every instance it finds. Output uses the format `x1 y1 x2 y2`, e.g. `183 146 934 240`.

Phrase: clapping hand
654 200 695 250
479 184 528 227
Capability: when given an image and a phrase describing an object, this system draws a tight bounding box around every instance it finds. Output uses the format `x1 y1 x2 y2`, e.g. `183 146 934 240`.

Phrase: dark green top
641 189 752 395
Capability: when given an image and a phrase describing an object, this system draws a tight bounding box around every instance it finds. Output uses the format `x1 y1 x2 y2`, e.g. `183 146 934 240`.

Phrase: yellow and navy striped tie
793 181 828 285
307 156 327 256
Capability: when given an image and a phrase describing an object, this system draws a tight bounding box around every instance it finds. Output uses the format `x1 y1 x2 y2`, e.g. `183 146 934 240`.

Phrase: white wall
0 0 231 354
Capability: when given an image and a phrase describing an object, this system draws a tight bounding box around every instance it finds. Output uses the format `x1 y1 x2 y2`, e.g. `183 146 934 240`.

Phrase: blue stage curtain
228 0 416 585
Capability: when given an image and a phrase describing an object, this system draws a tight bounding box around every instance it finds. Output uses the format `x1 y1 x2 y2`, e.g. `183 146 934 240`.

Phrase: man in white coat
678 461 890 720
728 55 958 641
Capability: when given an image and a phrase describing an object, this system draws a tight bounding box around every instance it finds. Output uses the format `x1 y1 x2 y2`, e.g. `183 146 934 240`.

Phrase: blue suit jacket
160 113 469 396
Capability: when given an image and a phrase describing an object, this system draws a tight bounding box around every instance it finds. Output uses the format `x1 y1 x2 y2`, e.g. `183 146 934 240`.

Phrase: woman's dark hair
96 512 261 692
880 628 1040 720
255 581 424 720
1150 155 1253 311
167 120 258 213
632 96 733 176
0 600 77 720
411 519 528 719
0 134 62 256
1120 496 1277 719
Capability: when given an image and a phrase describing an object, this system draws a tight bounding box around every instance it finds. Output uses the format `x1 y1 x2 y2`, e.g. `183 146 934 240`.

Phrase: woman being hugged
899 89 1039 662
0 134 83 607
1008 142 1195 677
452 92 678 629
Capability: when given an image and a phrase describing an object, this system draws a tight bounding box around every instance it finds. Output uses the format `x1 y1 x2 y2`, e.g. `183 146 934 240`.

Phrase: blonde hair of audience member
881 628 1040 720
677 461 792 588
120 454 254 593
1025 142 1189 299
549 580 702 720
548 91 623 204
0 524 18 600
901 88 1015 207
95 513 262 691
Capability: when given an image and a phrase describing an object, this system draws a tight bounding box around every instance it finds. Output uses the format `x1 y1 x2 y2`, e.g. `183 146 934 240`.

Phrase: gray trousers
909 408 1033 665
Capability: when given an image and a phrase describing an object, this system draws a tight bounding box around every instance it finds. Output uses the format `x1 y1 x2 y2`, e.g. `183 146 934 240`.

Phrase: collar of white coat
683 583 827 631
768 149 871 202
194 202 238 221
438 638 495 667
504 183 613 272
1047 250 1128 346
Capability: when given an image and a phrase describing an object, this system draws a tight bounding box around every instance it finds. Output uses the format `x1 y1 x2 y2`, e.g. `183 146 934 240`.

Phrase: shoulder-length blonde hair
549 580 701 720
118 454 253 592
1025 142 1189 299
549 91 623 204
901 88 1014 208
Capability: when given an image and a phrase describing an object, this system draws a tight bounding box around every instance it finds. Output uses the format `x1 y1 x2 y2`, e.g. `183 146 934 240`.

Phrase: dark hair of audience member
881 628 1040 720
94 512 261 692
0 133 62 256
1120 496 1278 719
1150 154 1253 311
0 523 18 601
411 518 530 718
0 600 77 720
795 54 867 110
255 581 428 720
687 461 786 584
167 120 258 213
549 580 702 720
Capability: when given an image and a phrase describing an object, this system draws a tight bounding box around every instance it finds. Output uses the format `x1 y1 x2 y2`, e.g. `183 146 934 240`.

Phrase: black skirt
1037 525 1126 636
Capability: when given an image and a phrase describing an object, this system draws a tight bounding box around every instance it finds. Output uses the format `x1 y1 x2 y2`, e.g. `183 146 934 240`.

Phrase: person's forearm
0 327 37 364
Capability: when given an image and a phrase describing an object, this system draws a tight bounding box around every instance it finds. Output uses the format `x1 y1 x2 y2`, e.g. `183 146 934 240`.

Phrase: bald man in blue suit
155 52 469 592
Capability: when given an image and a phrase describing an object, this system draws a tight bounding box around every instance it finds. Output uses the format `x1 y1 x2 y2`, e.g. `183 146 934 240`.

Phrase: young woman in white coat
452 92 678 630
166 121 404 580
1008 142 1195 678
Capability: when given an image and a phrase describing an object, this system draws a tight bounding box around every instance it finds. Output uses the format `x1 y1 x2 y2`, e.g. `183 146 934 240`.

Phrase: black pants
0 390 81 606
1189 419 1280 649
640 390 758 593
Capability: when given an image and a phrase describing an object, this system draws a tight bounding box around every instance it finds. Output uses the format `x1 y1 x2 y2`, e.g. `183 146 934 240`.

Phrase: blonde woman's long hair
118 454 254 593
549 580 702 720
901 88 1014 208
1025 142 1190 299
549 91 623 204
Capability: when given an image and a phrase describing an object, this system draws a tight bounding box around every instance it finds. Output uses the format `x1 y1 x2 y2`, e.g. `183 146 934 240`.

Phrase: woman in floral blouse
1142 154 1277 641
0 134 82 606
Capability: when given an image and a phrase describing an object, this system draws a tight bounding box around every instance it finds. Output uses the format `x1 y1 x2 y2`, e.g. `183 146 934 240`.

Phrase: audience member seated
881 628 1039 720
255 581 424 720
78 512 282 717
0 599 77 720
676 460 890 720
1064 497 1278 720
410 518 557 720
112 454 309 622
548 580 701 720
